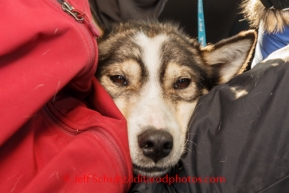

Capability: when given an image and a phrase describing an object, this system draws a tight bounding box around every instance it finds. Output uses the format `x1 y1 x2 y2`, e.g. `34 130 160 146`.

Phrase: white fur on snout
124 33 185 176
128 82 184 175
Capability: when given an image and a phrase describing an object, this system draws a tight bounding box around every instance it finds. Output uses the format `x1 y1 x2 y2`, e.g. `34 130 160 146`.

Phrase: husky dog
96 21 256 177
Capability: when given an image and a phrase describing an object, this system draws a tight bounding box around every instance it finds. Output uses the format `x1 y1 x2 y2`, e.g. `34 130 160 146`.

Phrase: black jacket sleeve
260 0 289 9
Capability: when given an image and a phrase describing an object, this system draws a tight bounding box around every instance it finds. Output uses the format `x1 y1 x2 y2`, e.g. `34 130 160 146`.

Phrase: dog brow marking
134 32 168 82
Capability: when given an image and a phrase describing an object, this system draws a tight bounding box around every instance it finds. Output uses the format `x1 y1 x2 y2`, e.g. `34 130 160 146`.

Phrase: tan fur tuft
242 0 289 33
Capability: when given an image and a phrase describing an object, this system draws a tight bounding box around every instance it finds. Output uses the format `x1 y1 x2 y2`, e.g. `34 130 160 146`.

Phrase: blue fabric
261 26 289 59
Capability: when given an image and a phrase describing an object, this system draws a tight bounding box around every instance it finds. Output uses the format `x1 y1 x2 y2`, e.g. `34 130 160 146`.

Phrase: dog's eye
174 78 191 89
110 75 128 86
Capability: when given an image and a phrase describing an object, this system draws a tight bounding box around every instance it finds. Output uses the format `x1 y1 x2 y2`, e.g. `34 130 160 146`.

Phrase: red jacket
0 0 132 192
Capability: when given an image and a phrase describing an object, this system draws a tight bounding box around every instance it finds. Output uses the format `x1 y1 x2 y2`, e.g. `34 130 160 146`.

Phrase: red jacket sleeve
0 0 132 192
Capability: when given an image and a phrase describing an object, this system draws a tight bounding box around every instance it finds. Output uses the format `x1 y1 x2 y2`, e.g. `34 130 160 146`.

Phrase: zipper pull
62 1 83 21
61 1 100 37
82 14 101 38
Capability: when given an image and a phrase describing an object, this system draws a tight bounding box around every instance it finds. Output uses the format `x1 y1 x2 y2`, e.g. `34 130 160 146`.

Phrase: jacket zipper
55 0 99 81
60 0 100 37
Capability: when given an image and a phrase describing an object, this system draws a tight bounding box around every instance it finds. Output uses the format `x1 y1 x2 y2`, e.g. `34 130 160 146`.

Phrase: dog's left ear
201 30 257 84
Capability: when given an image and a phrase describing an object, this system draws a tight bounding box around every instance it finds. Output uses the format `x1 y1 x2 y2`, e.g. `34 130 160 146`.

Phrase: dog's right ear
201 30 257 84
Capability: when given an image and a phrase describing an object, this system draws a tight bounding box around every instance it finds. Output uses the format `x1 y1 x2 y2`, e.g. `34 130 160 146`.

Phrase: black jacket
89 0 166 30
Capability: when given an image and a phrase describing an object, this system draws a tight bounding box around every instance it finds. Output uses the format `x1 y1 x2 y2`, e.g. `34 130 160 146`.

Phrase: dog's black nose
138 129 173 163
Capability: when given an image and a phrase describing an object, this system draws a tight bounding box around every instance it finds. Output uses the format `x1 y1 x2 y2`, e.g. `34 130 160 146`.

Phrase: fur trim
242 0 289 33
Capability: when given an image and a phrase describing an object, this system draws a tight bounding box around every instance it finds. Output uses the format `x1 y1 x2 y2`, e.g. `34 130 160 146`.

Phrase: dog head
96 21 256 177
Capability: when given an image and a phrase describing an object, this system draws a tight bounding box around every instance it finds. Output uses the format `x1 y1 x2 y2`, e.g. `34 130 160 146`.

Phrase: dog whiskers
184 147 192 153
